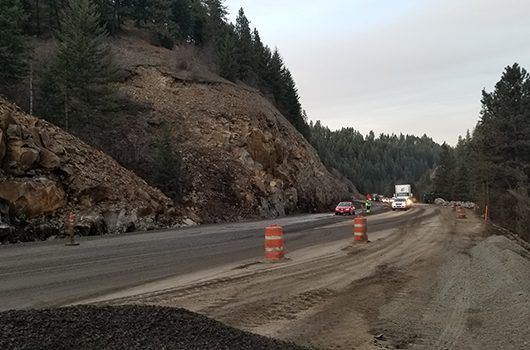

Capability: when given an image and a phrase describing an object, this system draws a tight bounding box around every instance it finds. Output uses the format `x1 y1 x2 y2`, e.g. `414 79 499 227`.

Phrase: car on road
335 201 356 215
392 197 412 210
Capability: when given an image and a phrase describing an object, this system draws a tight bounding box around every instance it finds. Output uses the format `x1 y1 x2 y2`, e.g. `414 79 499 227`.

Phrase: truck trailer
395 184 412 198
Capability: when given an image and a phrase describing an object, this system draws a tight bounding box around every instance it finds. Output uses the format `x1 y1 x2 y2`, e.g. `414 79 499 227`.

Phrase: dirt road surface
96 205 530 349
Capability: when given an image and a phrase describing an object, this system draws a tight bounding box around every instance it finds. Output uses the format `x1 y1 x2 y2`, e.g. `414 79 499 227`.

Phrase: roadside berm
92 206 530 349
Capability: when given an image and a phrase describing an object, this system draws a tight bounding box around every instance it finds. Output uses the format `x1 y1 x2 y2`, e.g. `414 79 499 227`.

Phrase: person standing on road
365 199 372 214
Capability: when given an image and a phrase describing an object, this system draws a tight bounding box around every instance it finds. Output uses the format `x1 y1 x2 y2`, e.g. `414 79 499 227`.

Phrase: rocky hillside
1 30 357 242
0 97 174 243
93 32 356 224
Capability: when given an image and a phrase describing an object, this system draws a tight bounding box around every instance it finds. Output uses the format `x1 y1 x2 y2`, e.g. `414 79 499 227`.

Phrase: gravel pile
0 305 311 350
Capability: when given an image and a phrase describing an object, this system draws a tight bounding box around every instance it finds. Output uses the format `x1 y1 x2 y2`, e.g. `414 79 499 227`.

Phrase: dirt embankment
97 207 530 349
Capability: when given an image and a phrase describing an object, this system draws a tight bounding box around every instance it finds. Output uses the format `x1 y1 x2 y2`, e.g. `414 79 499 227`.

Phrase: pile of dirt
0 305 310 350
0 97 176 243
373 213 530 350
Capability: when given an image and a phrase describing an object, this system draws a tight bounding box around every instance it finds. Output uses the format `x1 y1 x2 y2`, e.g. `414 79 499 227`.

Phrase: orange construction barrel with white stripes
354 216 368 242
456 206 467 219
265 224 285 261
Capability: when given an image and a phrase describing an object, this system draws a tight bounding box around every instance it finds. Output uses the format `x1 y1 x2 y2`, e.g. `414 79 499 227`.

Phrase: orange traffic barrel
265 224 285 261
456 206 466 219
354 216 368 242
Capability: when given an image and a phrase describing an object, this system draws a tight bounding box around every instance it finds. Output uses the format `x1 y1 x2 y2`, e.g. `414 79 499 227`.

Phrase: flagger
365 199 372 214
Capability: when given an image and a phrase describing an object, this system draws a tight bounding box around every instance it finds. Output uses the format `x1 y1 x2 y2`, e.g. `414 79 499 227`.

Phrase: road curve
0 206 427 311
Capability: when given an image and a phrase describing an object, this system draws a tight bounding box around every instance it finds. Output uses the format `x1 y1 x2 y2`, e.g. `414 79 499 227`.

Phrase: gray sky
225 0 530 144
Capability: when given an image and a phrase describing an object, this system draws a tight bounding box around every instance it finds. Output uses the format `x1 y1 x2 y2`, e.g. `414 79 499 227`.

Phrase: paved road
0 205 426 311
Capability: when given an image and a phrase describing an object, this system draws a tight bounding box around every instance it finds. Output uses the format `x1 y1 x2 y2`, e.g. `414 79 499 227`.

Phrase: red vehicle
335 201 356 215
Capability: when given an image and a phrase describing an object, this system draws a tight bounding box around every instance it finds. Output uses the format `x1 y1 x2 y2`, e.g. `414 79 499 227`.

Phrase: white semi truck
392 184 413 210
395 184 412 198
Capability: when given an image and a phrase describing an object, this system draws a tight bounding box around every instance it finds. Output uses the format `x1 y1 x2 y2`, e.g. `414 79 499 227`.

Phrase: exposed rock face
116 65 356 223
0 97 173 242
0 178 65 217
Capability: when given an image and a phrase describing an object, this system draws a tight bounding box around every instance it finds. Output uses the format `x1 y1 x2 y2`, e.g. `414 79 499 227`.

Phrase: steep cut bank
0 97 174 242
91 33 356 224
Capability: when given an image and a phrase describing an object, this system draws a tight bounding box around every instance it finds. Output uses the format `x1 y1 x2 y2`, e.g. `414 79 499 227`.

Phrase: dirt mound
0 97 175 243
374 211 530 350
0 305 310 350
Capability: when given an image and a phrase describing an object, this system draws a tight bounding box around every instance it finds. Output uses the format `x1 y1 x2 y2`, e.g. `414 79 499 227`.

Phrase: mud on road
97 206 530 350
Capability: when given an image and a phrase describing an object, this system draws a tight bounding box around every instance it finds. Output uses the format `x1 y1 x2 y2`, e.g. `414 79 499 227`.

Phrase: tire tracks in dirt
96 206 451 349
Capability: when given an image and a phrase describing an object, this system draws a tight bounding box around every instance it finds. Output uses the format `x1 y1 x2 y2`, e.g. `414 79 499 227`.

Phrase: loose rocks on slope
0 305 311 350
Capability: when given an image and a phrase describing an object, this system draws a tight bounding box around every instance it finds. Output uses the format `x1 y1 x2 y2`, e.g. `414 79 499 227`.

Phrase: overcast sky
224 0 530 144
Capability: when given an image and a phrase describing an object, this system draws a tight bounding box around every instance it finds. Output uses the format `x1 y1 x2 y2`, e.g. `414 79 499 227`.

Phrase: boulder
0 110 16 131
434 198 447 206
38 149 61 169
103 208 137 233
78 184 112 207
39 131 64 155
6 139 40 172
0 221 14 242
0 178 66 217
76 212 107 236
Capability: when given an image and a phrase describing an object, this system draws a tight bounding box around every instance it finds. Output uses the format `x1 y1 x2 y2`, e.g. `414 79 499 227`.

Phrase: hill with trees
2 0 310 139
0 0 353 233
309 123 441 196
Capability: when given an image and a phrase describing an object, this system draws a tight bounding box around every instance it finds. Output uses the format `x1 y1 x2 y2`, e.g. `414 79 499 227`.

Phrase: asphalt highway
0 205 428 311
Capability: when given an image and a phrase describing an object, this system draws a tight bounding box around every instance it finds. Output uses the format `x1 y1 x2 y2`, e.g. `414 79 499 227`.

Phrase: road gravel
0 305 311 350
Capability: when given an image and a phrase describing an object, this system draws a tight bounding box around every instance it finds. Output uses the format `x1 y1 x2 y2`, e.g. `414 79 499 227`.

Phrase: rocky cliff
75 33 356 225
0 97 174 243
116 65 355 223
1 31 357 242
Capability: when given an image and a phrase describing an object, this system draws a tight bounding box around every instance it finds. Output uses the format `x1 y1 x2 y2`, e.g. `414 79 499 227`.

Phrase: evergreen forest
431 64 530 241
309 124 441 197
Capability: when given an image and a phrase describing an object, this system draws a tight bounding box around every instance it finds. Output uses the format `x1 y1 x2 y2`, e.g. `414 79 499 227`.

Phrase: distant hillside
309 122 441 196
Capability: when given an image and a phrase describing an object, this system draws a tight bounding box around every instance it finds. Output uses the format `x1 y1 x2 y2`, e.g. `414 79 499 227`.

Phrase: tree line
432 63 530 242
309 122 441 197
0 0 310 139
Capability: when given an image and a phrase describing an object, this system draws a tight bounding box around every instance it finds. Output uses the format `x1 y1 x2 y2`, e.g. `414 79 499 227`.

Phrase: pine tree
0 0 29 91
154 129 182 197
204 0 227 45
217 24 238 81
432 144 456 199
40 0 117 130
234 8 253 82
131 0 150 27
171 0 194 41
149 0 177 48
472 63 530 231
251 28 271 88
